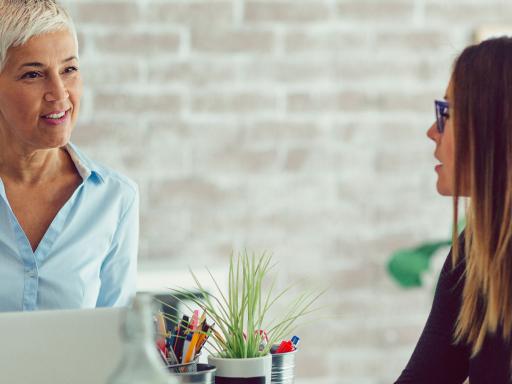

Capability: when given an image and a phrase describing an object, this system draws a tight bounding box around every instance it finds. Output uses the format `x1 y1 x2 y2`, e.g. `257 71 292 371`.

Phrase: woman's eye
21 71 41 79
64 66 79 74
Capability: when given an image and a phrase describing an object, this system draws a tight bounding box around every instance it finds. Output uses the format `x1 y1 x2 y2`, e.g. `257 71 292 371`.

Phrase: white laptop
0 307 125 384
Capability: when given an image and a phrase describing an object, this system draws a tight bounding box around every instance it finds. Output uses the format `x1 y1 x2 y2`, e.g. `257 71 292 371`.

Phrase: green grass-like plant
166 252 323 359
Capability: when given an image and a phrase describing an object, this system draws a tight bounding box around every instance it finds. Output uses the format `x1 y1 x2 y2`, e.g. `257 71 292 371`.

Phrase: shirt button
27 270 37 278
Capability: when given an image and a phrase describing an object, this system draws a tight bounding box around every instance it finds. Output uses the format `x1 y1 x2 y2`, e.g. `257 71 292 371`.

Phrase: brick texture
66 0 506 382
244 1 332 23
191 28 275 53
145 1 234 25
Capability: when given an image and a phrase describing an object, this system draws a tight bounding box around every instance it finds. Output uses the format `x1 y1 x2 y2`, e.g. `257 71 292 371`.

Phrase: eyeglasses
434 99 449 134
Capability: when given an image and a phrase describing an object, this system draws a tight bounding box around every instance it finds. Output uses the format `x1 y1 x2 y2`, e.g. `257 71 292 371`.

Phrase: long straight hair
451 37 512 356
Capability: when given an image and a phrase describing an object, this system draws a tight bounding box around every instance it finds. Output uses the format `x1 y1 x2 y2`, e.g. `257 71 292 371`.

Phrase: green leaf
387 240 451 287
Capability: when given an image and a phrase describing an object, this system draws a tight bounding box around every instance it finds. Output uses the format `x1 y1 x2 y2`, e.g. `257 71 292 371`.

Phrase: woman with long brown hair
396 37 512 383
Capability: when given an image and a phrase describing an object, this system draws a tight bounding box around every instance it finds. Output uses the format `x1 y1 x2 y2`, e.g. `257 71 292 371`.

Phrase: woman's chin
436 180 454 196
39 134 72 150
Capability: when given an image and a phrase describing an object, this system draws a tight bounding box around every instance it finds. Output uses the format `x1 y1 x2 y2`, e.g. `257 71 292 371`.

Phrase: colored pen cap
190 310 199 330
291 336 300 347
276 340 293 353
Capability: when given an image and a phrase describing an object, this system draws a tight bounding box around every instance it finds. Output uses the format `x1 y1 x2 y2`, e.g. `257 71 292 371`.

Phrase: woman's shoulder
439 233 467 286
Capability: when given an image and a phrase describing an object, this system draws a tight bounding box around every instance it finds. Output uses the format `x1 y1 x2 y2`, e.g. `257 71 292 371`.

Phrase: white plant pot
208 354 272 383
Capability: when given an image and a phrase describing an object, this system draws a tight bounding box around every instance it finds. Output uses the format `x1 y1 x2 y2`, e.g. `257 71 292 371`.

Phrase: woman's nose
44 76 69 102
427 122 438 141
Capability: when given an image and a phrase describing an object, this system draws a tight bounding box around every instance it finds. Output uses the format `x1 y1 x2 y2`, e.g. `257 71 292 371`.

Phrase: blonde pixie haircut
0 0 77 72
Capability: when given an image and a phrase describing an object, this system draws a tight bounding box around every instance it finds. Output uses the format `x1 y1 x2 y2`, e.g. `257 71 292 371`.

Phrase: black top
395 247 511 383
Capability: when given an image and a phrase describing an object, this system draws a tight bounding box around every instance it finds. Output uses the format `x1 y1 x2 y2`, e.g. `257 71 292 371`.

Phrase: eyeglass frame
434 99 449 134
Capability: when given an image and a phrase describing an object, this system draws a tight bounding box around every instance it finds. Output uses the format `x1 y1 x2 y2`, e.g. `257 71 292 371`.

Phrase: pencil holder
167 353 201 373
271 350 297 384
167 360 197 374
170 363 216 384
167 354 201 374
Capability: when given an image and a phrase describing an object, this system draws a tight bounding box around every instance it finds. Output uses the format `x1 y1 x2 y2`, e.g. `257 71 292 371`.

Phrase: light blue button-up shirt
0 143 139 312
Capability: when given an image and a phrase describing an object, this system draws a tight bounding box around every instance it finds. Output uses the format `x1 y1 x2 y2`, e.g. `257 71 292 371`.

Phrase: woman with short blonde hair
0 0 138 311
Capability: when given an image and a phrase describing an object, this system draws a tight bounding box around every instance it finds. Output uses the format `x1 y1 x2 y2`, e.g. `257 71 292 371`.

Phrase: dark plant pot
208 354 272 383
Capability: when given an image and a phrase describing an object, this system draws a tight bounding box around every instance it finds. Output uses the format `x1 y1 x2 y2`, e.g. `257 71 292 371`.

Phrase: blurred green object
387 240 452 287
388 220 466 288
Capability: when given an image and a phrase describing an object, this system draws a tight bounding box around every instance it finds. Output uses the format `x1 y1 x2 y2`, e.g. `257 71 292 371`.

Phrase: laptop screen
0 307 124 384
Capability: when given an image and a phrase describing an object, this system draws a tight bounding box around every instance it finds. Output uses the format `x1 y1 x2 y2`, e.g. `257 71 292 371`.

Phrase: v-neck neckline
0 178 84 261
0 145 87 261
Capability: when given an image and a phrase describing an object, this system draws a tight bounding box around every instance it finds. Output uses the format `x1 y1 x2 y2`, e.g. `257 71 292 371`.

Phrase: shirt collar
64 143 104 183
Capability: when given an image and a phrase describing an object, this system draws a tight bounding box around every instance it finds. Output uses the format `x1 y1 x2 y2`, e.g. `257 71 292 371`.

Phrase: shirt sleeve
394 251 470 384
96 186 139 307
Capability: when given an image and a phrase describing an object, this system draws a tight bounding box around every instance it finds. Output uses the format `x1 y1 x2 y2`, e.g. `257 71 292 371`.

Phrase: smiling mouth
40 109 71 125
41 109 70 119
44 112 65 119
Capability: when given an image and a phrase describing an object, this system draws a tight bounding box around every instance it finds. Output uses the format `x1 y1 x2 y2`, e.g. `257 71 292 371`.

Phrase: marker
182 332 193 364
183 330 201 364
190 310 199 331
174 315 189 363
173 315 189 350
276 340 293 353
291 335 300 349
195 324 211 355
198 311 206 329
167 326 177 350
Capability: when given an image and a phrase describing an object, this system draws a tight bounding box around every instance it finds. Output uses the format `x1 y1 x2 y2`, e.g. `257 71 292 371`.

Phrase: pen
174 315 189 363
182 332 193 364
195 321 209 352
190 310 199 331
167 326 177 350
195 324 211 355
291 335 300 349
183 329 201 364
198 311 206 328
173 315 189 349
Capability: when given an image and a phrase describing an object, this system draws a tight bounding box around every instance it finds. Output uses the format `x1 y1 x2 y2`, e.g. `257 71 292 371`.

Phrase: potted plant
170 252 323 383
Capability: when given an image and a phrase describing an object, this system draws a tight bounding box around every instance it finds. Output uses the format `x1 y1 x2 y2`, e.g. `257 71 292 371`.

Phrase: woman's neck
0 144 67 185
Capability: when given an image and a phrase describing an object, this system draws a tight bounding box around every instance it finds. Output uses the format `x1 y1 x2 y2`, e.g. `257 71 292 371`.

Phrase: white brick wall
65 0 511 382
